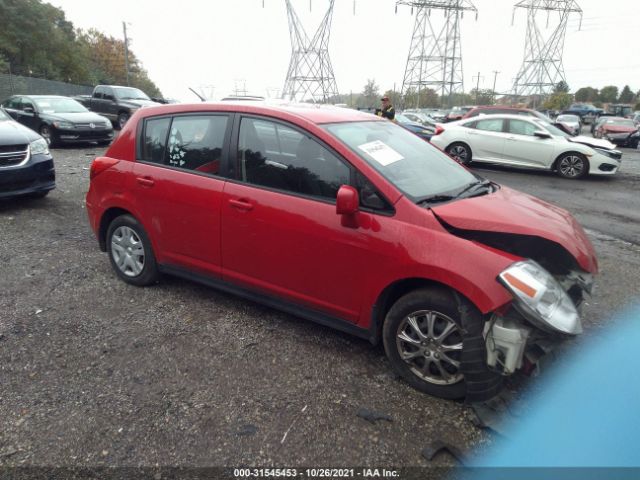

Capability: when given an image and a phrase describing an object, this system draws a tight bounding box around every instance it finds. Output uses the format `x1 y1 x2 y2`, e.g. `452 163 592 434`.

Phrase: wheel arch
98 207 134 252
368 277 485 346
552 150 590 174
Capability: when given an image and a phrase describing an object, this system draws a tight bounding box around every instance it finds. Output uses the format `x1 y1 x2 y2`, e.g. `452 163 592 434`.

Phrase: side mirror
23 107 35 114
534 130 552 139
336 185 359 215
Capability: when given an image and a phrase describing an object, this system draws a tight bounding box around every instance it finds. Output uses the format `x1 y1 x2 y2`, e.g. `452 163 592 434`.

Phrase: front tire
106 215 159 286
383 287 500 400
39 125 56 147
556 153 588 179
446 142 472 165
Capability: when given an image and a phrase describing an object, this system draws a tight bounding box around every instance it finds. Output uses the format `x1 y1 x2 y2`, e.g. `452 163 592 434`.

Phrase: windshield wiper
417 194 456 206
456 180 493 199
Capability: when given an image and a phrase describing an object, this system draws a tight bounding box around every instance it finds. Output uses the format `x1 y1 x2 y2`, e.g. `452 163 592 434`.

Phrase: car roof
459 114 548 122
135 101 381 125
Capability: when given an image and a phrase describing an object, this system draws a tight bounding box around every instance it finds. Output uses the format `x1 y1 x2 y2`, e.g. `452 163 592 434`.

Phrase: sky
46 0 638 102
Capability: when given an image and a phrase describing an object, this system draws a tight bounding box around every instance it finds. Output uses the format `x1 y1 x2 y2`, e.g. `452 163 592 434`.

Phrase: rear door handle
136 176 155 187
229 198 254 212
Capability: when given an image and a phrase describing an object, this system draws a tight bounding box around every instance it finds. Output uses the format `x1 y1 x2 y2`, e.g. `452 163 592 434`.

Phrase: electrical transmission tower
282 0 339 103
511 0 582 99
397 0 477 108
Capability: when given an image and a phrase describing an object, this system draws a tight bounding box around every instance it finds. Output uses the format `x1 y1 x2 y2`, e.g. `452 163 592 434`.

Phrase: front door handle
136 176 155 187
229 198 254 212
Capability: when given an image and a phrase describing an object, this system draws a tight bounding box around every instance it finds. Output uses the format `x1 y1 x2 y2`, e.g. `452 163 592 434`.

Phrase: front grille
75 123 109 129
0 143 28 154
0 145 29 167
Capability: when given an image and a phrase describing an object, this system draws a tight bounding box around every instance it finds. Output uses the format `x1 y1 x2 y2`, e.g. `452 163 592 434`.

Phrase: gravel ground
1 140 639 473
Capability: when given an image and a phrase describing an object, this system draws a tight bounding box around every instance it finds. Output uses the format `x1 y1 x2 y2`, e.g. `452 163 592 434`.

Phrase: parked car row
2 95 114 147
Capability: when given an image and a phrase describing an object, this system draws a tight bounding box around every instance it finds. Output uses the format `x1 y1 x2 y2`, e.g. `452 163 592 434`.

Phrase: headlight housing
53 120 74 129
498 260 582 335
30 138 49 156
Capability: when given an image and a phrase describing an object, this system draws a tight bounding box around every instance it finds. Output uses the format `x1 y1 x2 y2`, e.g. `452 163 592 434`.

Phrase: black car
0 108 55 199
2 95 114 147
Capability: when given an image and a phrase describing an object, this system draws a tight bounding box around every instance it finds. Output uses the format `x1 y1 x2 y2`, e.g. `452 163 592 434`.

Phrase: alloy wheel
110 226 145 277
559 155 585 178
448 145 469 163
395 310 464 385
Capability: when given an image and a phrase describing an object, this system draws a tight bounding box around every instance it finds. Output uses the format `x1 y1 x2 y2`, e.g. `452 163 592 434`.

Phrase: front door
221 116 377 322
503 119 556 168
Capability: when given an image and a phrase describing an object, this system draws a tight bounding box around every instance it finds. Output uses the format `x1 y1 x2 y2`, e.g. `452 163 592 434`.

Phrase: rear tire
446 142 472 165
106 215 159 286
383 287 500 400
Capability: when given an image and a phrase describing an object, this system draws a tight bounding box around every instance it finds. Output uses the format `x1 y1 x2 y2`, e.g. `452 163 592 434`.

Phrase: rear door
466 118 506 162
132 113 231 277
503 119 556 168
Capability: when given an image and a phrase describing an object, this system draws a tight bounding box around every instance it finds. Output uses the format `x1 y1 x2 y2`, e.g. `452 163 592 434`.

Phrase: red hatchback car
86 103 597 401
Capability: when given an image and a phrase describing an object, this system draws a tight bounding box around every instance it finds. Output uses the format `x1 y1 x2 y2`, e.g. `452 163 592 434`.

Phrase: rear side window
141 117 171 164
167 115 228 174
238 117 350 200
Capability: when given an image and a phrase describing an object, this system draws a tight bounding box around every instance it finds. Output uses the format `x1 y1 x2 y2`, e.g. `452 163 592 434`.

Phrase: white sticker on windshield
357 140 404 166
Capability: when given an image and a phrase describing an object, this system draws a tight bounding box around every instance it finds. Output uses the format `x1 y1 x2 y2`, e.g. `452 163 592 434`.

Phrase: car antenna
188 88 206 102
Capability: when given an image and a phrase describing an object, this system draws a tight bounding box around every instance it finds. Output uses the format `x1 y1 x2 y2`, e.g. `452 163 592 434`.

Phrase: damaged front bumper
484 267 592 376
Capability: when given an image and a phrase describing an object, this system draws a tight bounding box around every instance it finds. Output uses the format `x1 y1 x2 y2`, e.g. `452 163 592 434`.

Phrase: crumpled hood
568 135 616 150
432 186 597 273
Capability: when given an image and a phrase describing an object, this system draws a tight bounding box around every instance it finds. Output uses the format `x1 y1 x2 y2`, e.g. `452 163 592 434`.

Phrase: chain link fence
0 73 93 101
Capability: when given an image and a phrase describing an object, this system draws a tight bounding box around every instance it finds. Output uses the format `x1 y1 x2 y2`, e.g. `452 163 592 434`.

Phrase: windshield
533 119 569 138
114 87 150 100
33 97 87 114
0 109 9 121
324 121 482 202
557 115 579 122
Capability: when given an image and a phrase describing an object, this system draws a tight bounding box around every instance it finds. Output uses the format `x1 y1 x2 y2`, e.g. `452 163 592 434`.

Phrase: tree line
0 0 162 97
327 79 639 112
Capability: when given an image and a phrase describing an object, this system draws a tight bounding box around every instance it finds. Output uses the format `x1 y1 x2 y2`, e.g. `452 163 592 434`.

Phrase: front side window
508 119 537 136
238 117 350 200
475 119 504 132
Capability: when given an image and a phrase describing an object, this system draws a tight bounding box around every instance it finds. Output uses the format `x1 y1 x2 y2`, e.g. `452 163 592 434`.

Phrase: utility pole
492 70 500 103
472 71 483 104
122 21 130 86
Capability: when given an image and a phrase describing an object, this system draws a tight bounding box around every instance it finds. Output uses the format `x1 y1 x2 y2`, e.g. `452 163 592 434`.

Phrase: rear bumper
0 154 56 198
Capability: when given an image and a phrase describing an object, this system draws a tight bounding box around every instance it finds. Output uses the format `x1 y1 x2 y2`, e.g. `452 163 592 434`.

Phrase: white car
430 114 622 179
556 114 582 136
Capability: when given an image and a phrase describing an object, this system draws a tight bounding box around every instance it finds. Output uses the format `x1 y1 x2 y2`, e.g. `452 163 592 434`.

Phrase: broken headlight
498 260 582 336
